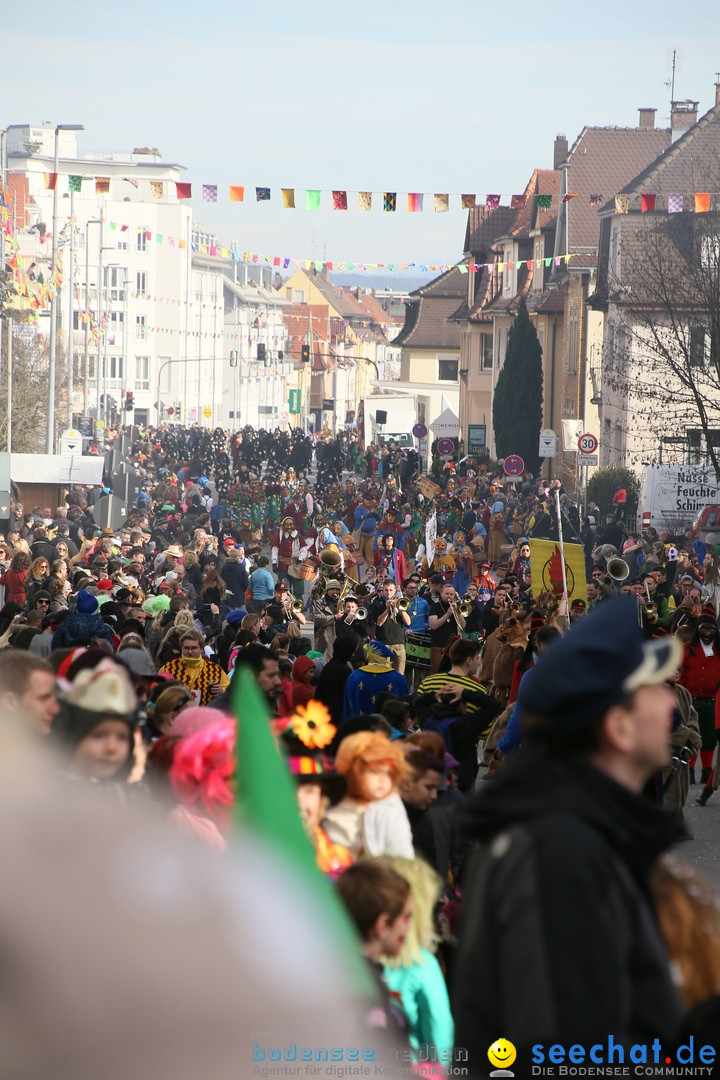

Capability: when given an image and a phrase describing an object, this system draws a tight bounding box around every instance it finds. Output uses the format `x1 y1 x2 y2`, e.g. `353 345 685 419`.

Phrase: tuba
605 557 630 585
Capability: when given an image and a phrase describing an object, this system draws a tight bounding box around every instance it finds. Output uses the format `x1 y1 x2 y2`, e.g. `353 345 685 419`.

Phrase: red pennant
641 194 657 213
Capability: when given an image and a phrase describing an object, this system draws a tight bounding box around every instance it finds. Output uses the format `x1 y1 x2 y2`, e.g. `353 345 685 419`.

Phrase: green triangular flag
231 669 373 995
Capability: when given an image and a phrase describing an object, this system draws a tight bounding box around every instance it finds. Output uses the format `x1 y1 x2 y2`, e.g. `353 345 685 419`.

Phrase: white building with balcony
5 123 225 432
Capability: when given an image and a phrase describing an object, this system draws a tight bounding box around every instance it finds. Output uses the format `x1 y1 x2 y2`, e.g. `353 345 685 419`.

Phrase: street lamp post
46 123 83 453
83 219 102 417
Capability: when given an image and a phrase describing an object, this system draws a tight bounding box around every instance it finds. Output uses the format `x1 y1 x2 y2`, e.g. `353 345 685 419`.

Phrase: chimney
638 107 656 129
716 79 720 107
671 99 699 142
554 133 568 169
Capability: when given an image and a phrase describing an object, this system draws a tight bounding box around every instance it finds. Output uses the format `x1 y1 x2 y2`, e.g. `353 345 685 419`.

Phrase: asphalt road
680 792 720 886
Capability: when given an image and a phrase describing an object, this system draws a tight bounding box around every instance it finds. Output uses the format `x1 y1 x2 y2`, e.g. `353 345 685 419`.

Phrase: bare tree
602 180 720 479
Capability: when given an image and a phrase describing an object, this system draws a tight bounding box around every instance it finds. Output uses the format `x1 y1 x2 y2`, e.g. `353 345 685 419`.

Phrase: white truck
637 464 720 536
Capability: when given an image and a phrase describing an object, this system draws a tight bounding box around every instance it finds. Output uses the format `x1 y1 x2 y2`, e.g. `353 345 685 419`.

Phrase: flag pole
554 489 570 628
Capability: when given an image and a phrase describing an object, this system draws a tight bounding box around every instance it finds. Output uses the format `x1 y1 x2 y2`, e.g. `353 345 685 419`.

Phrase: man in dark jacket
453 597 685 1078
51 589 115 651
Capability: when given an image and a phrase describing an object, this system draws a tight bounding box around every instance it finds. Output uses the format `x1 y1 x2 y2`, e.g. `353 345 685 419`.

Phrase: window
438 357 459 382
480 333 493 371
135 356 150 390
106 267 125 301
566 308 579 374
689 324 707 367
137 229 147 253
610 227 619 278
532 239 545 293
136 271 147 295
293 290 305 303
117 240 128 251
135 315 147 341
503 246 513 293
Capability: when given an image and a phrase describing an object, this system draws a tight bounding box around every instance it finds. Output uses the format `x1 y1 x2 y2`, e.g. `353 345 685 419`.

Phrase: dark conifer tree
492 298 543 474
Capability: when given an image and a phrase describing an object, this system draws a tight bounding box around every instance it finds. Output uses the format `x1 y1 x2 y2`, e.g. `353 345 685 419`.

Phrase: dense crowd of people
2 421 720 1078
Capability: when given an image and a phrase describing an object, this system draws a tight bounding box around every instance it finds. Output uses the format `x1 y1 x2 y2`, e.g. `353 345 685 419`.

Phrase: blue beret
517 596 681 733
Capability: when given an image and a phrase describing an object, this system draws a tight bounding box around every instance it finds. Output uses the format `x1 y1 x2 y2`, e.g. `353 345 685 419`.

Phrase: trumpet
643 582 658 623
396 596 411 612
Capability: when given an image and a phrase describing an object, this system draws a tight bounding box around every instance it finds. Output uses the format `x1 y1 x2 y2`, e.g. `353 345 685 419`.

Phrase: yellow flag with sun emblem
529 539 587 604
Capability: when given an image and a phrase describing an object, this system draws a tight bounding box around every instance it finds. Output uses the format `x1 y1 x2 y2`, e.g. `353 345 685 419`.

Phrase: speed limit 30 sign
578 432 599 454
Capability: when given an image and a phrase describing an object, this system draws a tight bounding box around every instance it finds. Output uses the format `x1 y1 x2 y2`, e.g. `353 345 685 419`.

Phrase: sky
5 0 720 273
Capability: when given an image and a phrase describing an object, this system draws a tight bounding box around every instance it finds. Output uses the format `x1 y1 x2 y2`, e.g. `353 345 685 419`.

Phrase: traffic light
257 343 266 363
301 344 310 363
229 350 238 368
125 391 134 411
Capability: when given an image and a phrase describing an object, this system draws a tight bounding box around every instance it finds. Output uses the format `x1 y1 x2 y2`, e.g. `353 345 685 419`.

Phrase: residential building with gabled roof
590 86 720 474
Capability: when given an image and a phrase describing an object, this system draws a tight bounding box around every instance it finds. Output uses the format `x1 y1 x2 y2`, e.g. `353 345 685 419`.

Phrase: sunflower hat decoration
291 700 336 750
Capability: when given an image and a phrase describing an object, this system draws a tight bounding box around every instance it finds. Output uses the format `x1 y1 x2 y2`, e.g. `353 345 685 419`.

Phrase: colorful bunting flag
511 194 526 210
123 176 139 188
668 194 683 214
95 177 111 194
461 194 476 210
68 175 82 193
256 187 271 202
562 192 579 203
282 189 296 208
589 194 603 206
202 184 218 202
434 194 449 213
306 190 321 211
175 182 192 200
537 194 552 210
383 192 397 212
358 191 372 211
149 181 164 199
641 194 657 213
229 185 245 203
45 173 58 190
407 193 423 213
695 193 711 213
332 190 348 210
614 194 630 214
486 194 501 209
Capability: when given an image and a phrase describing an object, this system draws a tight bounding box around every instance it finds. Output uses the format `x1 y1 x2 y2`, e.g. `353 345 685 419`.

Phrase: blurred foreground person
454 598 686 1075
0 717 395 1080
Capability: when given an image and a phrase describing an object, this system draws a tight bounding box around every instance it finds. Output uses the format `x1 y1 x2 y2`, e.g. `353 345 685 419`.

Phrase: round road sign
412 422 428 440
503 454 525 476
578 432 599 454
437 438 455 456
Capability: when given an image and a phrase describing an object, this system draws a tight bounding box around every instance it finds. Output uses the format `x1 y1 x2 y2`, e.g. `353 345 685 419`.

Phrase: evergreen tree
492 298 543 475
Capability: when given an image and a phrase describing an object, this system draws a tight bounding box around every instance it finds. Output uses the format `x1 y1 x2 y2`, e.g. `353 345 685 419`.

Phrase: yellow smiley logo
488 1038 517 1069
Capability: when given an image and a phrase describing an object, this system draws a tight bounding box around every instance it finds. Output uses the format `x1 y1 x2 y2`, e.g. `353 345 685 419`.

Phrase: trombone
643 581 658 623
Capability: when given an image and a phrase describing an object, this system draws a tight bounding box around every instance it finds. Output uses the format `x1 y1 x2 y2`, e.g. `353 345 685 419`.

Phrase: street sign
280 410 289 421
60 428 82 455
578 432 599 454
503 454 525 476
288 389 301 414
578 453 598 467
412 422 428 440
203 407 212 418
437 438 455 456
539 428 557 458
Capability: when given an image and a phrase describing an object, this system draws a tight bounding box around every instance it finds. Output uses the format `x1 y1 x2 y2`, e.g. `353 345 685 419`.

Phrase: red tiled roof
284 304 330 361
393 266 466 349
608 102 720 203
564 124 672 263
463 205 517 256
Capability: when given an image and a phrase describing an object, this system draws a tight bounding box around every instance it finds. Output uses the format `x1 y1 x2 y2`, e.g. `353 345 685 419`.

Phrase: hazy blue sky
5 0 720 268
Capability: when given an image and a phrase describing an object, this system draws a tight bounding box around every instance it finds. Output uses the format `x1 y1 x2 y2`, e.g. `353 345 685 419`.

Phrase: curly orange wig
334 731 406 798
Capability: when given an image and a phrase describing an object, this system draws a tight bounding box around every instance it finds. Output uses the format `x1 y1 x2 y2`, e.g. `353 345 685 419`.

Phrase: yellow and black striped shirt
415 673 487 712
